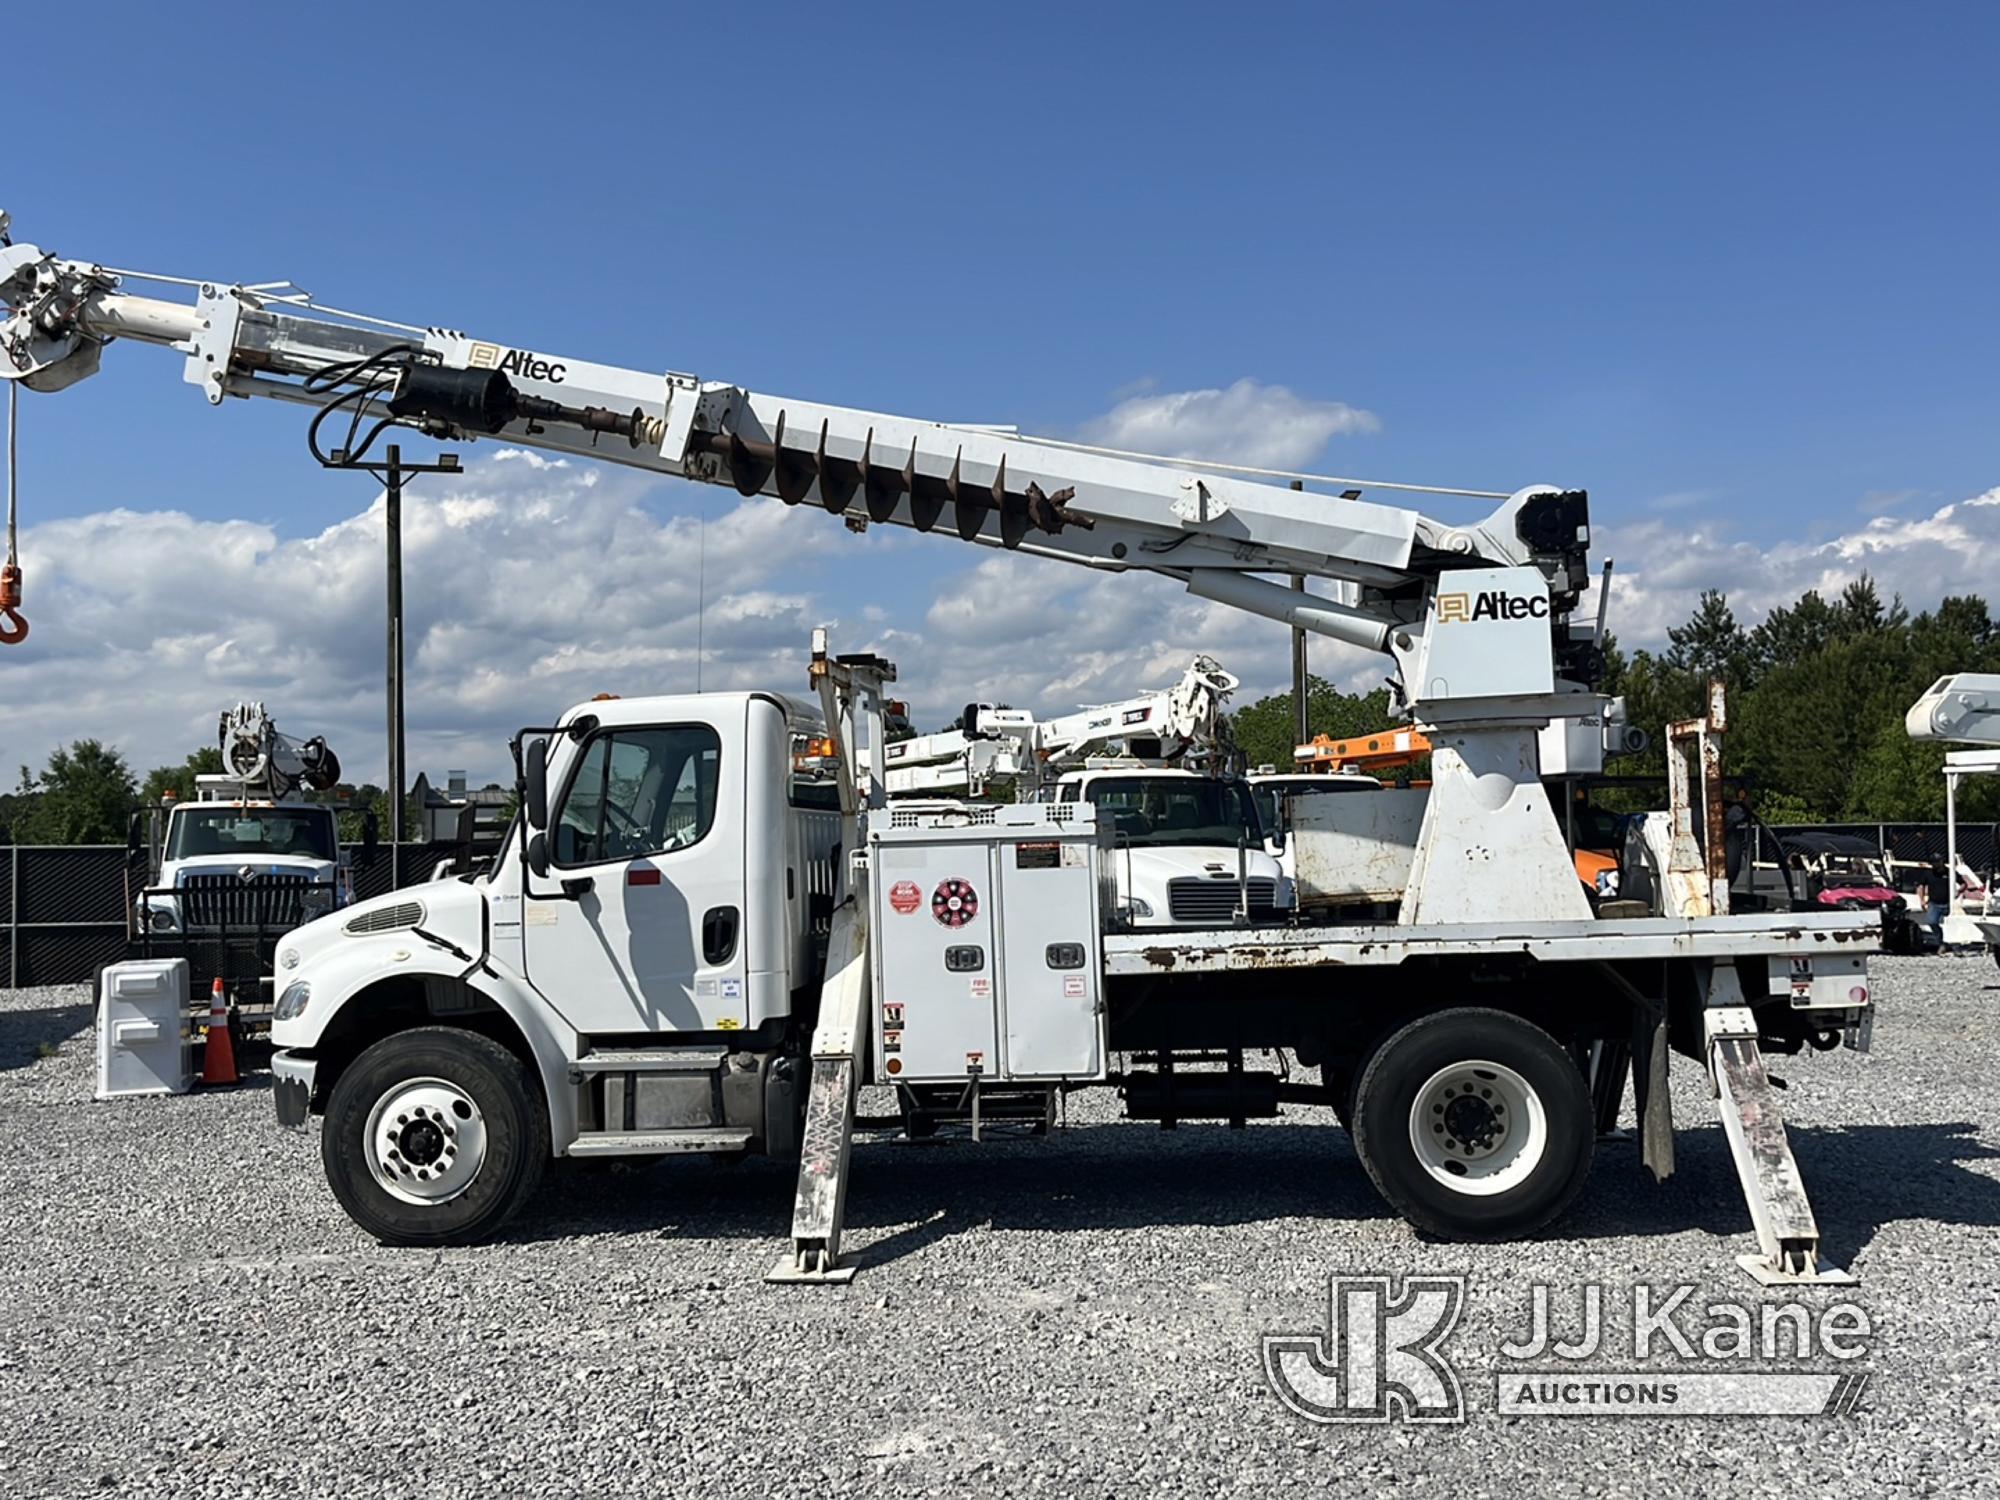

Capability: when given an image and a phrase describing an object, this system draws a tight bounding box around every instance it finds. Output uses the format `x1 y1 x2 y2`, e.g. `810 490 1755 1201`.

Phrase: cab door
524 721 747 1035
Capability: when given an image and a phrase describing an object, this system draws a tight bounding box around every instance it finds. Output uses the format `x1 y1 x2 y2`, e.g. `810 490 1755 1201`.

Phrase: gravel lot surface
1 956 1995 1498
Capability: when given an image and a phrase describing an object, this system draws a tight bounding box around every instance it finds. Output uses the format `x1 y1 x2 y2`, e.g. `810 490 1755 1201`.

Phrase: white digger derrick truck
139 702 348 940
1907 673 2000 958
882 655 1238 798
2 215 1878 1286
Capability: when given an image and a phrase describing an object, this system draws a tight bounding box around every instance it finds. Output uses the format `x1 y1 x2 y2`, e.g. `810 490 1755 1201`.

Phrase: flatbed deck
1103 910 1880 975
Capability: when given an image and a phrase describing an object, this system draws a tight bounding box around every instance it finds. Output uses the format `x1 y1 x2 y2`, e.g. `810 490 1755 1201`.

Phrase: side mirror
126 811 143 854
361 811 380 857
527 830 551 879
524 737 550 831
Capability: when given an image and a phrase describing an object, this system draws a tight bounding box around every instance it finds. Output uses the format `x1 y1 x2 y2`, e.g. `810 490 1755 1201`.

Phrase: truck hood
1111 844 1288 922
169 855 333 882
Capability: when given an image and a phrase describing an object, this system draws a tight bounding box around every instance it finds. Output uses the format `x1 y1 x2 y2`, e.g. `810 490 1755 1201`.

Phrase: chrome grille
179 872 316 929
1166 876 1280 924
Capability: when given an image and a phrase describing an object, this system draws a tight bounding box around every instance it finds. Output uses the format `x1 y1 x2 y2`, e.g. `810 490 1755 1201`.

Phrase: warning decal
888 880 923 915
932 877 980 928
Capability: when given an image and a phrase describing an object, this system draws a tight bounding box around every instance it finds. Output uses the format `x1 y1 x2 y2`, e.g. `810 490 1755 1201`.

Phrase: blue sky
5 3 1998 781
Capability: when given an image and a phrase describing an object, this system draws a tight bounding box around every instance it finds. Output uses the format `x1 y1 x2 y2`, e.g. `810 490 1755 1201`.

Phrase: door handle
702 905 740 966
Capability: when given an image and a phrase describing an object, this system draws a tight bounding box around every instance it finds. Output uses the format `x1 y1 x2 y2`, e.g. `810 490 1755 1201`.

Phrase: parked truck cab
141 789 344 937
267 691 837 1244
1050 767 1292 926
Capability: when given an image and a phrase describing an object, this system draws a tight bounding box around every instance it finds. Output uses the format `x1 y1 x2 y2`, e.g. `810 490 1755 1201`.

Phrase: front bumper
271 1050 317 1129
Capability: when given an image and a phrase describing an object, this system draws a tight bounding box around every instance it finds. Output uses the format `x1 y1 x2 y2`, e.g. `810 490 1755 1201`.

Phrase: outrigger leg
1705 964 1856 1286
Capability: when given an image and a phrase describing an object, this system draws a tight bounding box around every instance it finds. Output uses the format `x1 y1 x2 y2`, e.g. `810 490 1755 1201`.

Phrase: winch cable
1 380 25 645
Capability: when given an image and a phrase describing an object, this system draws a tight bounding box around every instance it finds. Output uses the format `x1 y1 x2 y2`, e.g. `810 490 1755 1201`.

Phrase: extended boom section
0 231 1592 691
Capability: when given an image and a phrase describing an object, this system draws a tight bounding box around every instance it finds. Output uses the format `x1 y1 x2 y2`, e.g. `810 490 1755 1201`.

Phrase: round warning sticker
932 877 980 928
888 880 923 915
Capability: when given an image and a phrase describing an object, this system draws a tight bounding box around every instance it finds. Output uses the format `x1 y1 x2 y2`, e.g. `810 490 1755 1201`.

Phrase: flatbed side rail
1103 912 1881 976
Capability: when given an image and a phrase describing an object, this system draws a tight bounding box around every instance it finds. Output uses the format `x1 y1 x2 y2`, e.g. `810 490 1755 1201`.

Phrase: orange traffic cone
202 977 238 1087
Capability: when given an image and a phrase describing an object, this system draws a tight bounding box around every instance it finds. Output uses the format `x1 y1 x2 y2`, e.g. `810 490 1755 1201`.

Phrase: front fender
277 936 582 1151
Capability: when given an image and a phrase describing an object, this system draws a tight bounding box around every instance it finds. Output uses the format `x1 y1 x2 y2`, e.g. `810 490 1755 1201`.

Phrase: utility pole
1290 481 1309 750
320 440 460 887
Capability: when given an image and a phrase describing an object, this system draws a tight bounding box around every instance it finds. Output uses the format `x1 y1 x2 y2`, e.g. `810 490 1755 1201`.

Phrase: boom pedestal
1399 725 1592 925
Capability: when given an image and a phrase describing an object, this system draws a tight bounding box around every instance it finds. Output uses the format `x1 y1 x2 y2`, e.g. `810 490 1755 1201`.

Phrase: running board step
567 1128 752 1157
570 1046 729 1077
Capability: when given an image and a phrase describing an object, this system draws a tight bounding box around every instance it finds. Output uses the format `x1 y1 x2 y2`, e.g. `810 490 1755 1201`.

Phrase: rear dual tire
1350 1008 1593 1241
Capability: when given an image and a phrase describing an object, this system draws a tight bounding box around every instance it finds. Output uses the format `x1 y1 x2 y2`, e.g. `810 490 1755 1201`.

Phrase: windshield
1084 777 1263 849
167 806 336 862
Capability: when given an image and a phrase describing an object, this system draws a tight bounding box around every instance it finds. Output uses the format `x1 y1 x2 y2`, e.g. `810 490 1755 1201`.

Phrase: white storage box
96 958 194 1100
869 801 1110 1085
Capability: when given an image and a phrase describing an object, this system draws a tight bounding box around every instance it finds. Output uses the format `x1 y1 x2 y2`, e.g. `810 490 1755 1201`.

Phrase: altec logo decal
467 341 568 384
1438 590 1551 624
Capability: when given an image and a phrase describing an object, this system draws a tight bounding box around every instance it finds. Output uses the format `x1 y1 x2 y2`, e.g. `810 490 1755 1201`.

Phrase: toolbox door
873 840 998 1082
999 838 1105 1078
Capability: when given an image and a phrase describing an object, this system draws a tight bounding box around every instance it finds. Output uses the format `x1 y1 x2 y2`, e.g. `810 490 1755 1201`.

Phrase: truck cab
141 782 345 938
1048 766 1291 926
267 690 840 1242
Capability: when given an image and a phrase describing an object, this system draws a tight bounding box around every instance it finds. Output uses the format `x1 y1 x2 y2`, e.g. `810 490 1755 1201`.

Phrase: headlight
1116 896 1154 921
299 888 333 920
1594 870 1620 897
275 981 311 1021
148 907 179 932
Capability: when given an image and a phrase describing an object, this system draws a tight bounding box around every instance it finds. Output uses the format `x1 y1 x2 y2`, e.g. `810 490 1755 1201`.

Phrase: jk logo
1263 1274 1467 1424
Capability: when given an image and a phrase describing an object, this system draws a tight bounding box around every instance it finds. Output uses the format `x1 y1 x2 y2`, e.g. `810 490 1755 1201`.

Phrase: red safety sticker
888 880 923 915
932 878 979 928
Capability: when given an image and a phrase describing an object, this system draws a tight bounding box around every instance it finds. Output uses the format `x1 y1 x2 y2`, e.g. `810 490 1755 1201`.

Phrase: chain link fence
1 841 481 989
1750 822 1998 875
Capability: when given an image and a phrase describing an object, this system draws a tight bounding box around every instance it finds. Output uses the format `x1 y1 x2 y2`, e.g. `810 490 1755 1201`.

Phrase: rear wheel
322 1027 549 1246
1351 1008 1593 1240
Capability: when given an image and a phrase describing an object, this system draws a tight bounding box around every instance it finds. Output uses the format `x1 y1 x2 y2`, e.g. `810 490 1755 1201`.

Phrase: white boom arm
882 656 1238 795
1906 674 2000 746
215 701 341 799
0 220 1599 730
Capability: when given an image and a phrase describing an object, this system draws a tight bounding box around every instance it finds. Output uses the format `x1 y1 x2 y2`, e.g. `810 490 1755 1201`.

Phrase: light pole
320 440 460 885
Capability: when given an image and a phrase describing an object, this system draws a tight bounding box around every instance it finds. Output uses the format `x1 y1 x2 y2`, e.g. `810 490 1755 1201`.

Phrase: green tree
1229 675 1393 769
140 746 224 804
1665 589 1751 684
13 740 139 844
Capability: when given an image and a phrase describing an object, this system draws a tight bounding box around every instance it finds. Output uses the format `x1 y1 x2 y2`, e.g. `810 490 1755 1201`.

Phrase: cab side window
553 726 721 865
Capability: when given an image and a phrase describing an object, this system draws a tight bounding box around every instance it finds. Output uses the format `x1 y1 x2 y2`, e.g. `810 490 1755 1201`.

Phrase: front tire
1350 1008 1593 1241
322 1027 549 1247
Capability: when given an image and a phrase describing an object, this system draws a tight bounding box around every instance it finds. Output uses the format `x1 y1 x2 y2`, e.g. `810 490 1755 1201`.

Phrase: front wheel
1350 1008 1593 1241
322 1027 549 1246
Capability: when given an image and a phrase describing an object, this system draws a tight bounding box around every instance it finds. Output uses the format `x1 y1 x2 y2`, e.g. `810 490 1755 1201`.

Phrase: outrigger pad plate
1735 1253 1858 1287
765 1255 858 1286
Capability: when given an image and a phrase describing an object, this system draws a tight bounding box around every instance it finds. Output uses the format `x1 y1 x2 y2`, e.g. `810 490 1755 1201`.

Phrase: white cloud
1585 488 2000 648
2 452 823 788
1075 378 1380 470
887 554 1378 733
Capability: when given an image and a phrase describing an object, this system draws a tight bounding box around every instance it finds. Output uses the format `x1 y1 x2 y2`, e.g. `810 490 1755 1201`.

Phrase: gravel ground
0 956 1995 1498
